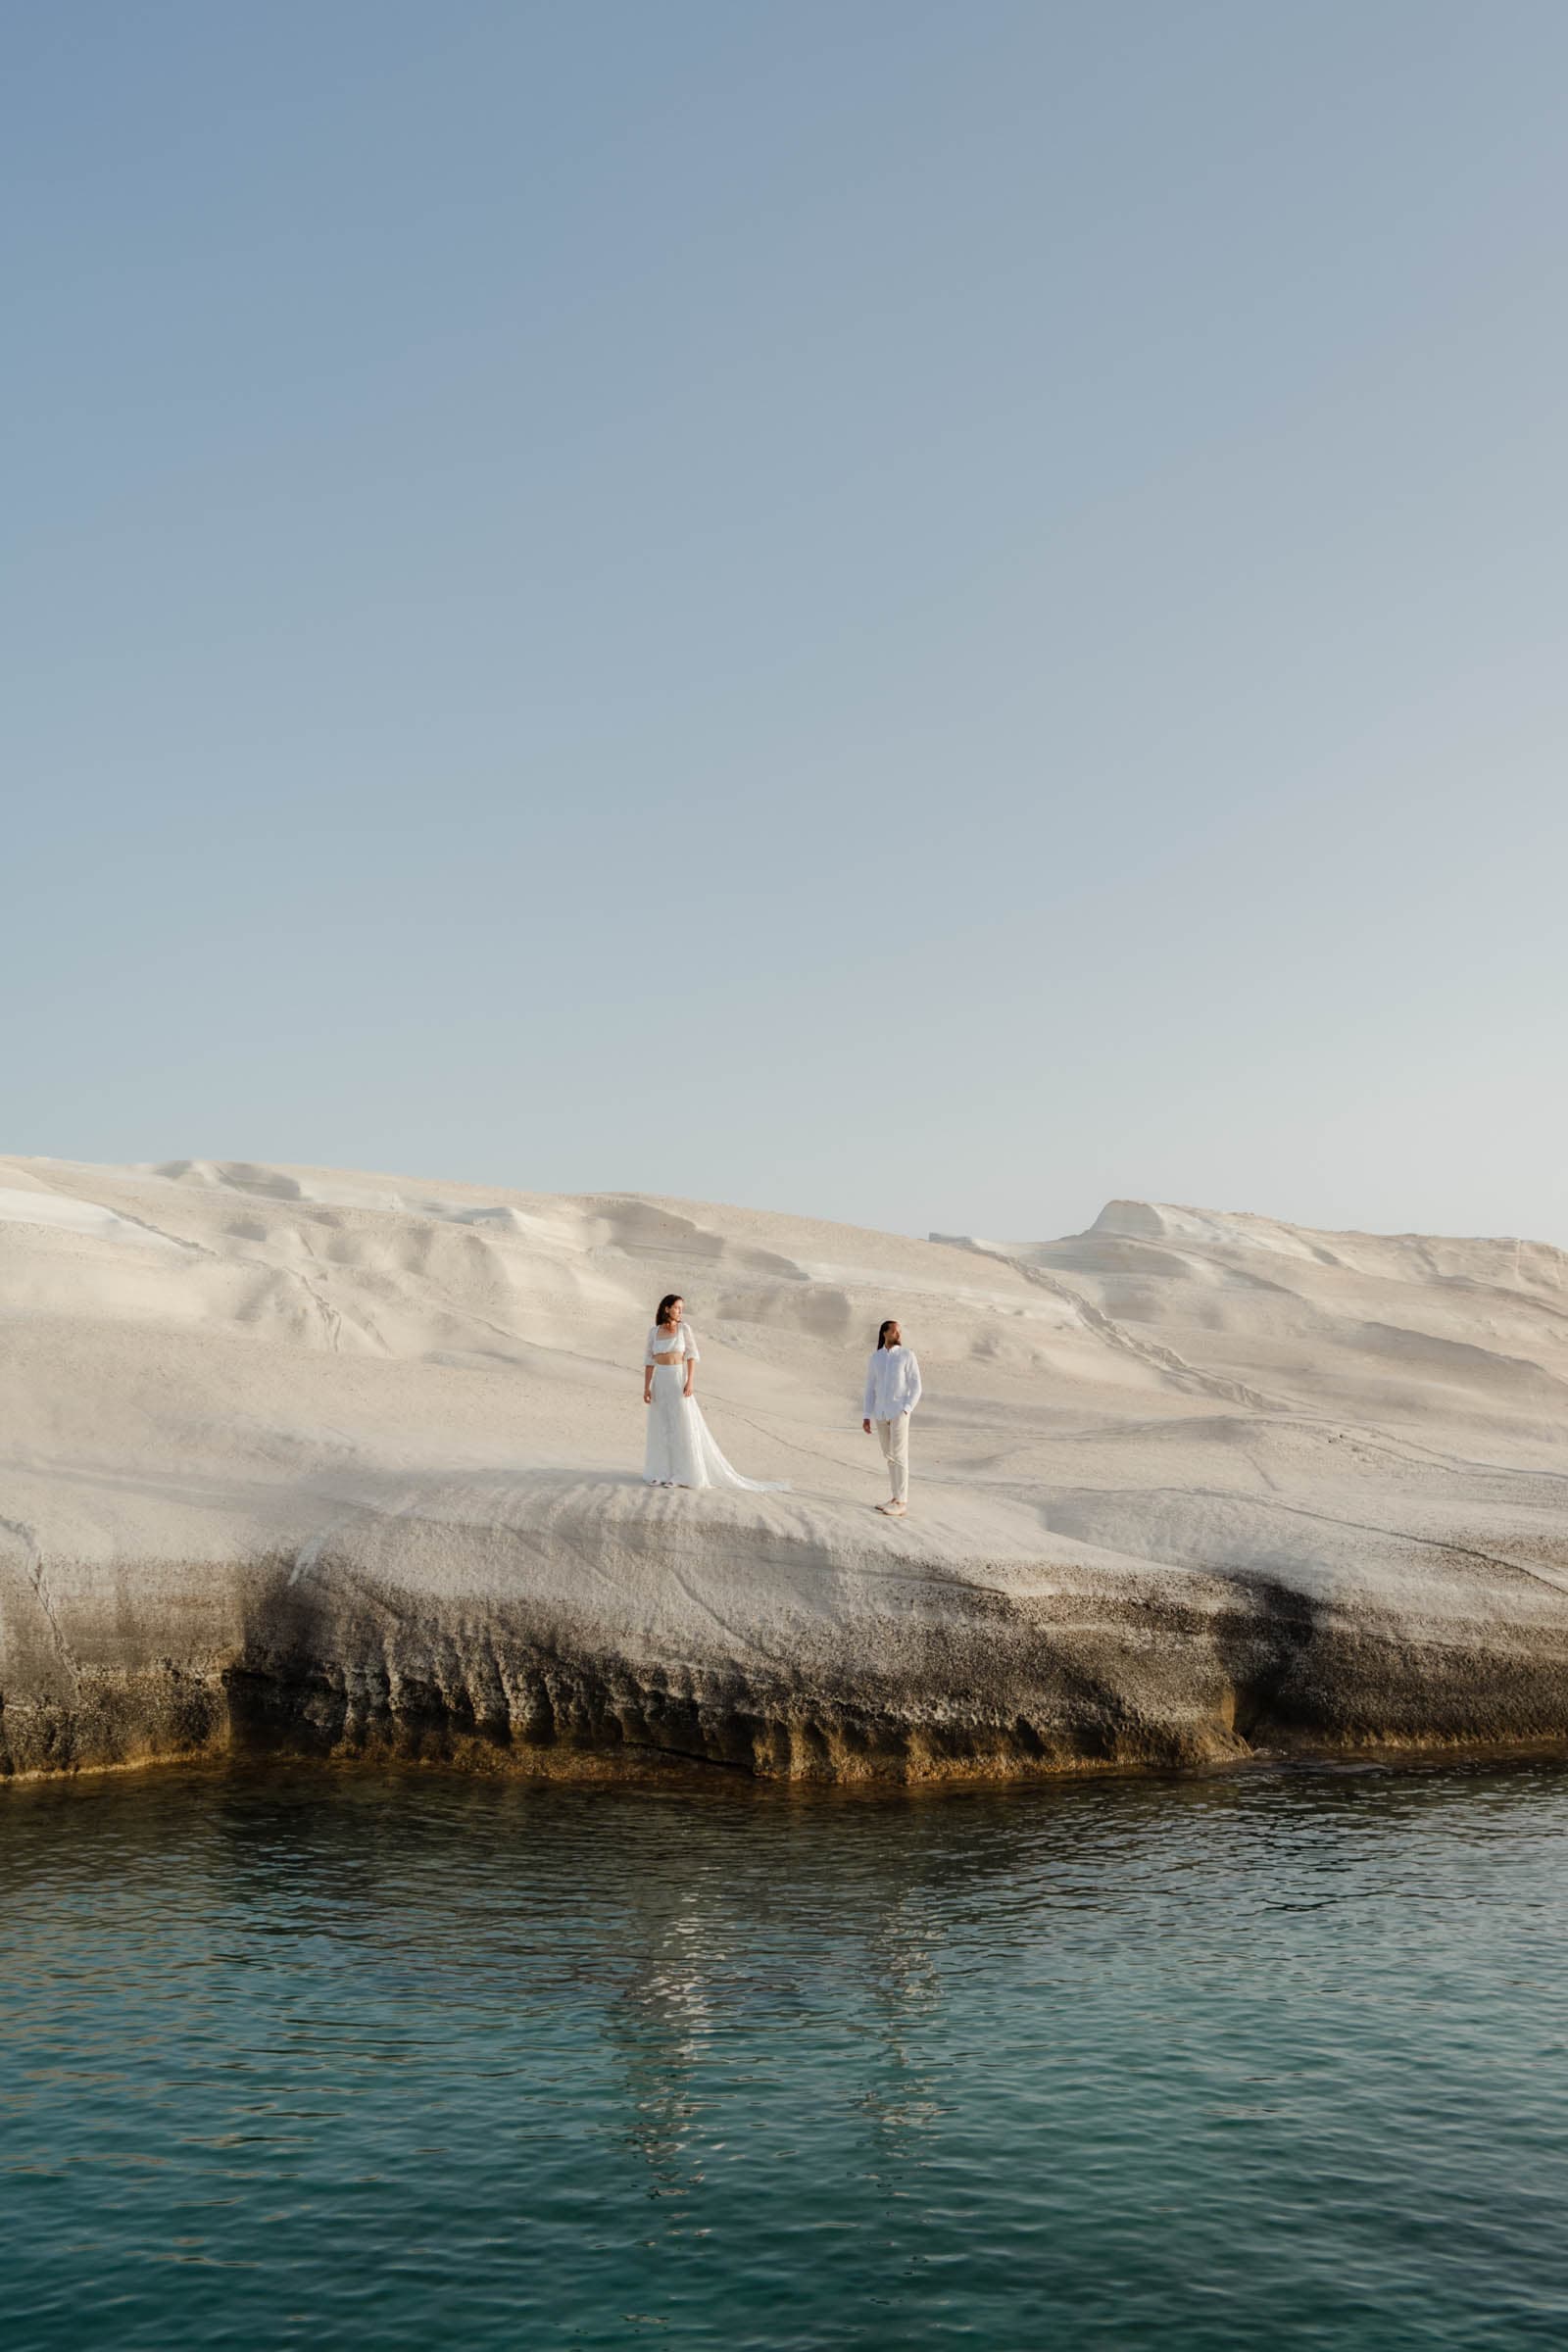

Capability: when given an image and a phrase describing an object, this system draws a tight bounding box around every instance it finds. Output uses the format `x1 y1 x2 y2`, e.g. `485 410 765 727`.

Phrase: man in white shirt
862 1317 922 1517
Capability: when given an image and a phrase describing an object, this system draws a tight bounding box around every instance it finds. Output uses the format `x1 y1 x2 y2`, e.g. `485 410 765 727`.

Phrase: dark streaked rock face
9 1491 1568 1784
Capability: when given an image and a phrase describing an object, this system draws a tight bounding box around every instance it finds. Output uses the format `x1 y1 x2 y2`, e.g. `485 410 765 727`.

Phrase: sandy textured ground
3 1155 1568 1780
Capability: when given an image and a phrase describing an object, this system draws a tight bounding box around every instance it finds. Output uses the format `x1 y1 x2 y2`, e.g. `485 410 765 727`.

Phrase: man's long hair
876 1318 899 1350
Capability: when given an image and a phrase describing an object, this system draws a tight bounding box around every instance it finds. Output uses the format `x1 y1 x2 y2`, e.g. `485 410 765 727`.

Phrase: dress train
644 1364 787 1492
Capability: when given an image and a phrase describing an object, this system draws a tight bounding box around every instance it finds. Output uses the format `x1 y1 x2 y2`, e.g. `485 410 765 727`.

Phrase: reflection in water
858 1881 946 2196
5 1762 1568 2350
610 1886 716 2212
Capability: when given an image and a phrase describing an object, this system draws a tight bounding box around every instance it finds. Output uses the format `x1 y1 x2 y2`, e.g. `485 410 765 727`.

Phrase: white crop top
645 1323 700 1365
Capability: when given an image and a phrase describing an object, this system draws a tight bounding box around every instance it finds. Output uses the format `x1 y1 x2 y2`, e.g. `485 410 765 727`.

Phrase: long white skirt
644 1364 787 1492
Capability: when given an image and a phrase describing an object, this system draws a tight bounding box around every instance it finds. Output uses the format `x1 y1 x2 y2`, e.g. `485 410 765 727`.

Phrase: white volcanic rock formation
3 1158 1568 1781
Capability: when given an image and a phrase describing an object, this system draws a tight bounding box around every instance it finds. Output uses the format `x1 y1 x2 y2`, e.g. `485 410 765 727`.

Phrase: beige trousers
876 1412 910 1504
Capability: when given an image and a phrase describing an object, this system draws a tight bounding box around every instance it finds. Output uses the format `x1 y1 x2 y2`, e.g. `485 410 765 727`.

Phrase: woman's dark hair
656 1294 684 1326
877 1318 899 1349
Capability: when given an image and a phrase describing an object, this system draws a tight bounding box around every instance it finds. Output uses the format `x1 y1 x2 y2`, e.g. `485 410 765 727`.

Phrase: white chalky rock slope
3 1156 1567 1781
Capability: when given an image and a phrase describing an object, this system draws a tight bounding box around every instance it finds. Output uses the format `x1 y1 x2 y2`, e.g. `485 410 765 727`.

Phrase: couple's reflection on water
186 1768 1011 2205
598 1793 989 2220
13 1739 1568 2352
110 1755 1565 2213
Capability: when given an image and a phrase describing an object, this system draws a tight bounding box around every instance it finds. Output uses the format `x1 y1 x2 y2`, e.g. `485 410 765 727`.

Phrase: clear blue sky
5 1 1565 1244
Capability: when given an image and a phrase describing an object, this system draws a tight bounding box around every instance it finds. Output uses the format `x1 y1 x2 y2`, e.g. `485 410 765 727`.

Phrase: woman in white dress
642 1295 786 1492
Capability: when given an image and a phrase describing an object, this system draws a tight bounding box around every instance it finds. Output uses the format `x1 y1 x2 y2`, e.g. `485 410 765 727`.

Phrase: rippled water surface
7 1761 1568 2349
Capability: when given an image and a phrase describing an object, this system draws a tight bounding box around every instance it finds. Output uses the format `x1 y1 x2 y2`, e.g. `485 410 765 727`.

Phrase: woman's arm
683 1329 699 1397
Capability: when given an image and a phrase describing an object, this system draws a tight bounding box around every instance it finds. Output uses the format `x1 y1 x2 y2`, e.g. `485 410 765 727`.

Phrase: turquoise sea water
5 1761 1568 2350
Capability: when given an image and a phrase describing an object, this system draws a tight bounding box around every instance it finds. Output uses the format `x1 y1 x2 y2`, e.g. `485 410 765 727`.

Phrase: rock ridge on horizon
3 1154 1568 1784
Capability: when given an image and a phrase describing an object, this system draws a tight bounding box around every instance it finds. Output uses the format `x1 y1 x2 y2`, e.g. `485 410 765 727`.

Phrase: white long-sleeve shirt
863 1344 921 1422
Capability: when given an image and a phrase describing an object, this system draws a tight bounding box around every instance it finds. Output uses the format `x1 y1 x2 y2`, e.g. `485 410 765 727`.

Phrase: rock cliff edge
4 1160 1567 1781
